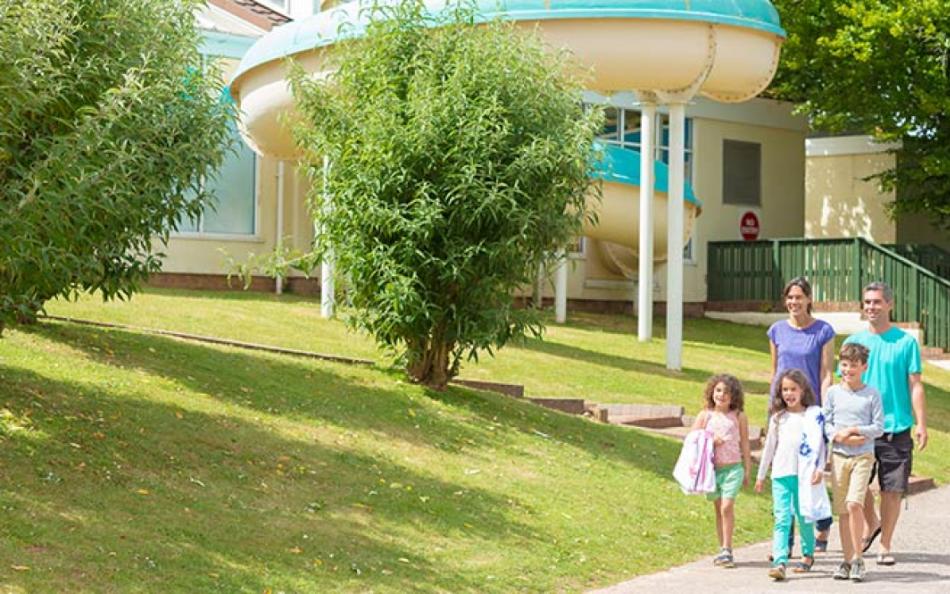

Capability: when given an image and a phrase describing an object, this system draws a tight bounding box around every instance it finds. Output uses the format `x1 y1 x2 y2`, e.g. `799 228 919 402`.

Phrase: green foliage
772 0 950 228
289 1 602 388
0 0 234 331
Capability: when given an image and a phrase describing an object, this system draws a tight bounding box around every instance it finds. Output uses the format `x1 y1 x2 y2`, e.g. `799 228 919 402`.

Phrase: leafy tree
0 0 233 333
772 0 950 228
290 1 601 389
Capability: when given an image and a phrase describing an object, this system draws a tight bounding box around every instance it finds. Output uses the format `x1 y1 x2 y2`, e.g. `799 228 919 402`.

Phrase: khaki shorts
831 452 875 515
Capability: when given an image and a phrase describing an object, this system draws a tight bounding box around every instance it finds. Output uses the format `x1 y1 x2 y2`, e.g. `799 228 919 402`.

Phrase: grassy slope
0 321 776 593
4 289 943 591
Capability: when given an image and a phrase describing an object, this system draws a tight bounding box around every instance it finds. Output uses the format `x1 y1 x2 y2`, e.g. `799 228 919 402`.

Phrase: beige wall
158 159 315 278
677 117 806 302
805 151 897 243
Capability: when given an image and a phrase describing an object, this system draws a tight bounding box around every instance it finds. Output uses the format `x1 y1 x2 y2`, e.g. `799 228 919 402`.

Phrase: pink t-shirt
706 410 741 467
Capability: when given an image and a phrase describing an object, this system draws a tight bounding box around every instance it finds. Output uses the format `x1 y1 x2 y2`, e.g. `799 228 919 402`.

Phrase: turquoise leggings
771 475 814 566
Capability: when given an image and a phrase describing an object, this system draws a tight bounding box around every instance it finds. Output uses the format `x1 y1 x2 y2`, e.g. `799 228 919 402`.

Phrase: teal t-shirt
844 327 922 433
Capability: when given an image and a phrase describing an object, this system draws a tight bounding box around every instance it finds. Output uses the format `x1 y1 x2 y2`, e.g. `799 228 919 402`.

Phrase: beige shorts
831 452 875 515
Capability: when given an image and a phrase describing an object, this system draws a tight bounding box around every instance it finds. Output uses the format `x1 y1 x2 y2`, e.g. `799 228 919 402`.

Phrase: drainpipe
638 100 656 342
275 160 285 295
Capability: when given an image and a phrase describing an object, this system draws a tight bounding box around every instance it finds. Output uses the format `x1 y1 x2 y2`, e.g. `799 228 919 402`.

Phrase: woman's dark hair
703 374 745 412
771 368 816 415
783 276 814 314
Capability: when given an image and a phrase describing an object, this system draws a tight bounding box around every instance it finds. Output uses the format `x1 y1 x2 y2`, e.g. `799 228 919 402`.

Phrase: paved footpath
590 484 950 593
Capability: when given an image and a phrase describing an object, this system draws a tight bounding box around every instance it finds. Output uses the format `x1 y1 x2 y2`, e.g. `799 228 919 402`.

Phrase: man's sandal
793 556 814 573
862 526 881 553
876 552 896 566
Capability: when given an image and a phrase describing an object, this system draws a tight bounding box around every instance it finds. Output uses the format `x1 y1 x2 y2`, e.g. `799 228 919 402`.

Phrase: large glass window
178 121 257 236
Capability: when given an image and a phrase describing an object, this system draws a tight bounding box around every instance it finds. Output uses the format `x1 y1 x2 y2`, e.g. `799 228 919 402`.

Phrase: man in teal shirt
843 282 928 566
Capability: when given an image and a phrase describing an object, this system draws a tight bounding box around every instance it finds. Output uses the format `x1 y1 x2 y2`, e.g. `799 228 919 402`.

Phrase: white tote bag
673 428 717 495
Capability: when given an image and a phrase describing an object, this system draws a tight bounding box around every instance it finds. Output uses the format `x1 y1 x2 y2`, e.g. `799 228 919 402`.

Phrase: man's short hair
863 281 894 303
840 343 870 364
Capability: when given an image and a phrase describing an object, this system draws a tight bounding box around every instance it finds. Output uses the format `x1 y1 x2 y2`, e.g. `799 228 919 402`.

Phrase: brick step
644 424 764 451
921 346 948 359
869 474 936 496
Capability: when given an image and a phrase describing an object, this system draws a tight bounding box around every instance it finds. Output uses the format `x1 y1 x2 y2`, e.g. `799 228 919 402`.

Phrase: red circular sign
740 211 760 241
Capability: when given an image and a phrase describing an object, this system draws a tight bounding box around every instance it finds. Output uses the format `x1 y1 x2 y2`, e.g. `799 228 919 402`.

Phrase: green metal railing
881 243 950 280
708 237 950 351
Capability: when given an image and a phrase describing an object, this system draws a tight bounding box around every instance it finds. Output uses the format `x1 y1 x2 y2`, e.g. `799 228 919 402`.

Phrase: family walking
680 279 928 583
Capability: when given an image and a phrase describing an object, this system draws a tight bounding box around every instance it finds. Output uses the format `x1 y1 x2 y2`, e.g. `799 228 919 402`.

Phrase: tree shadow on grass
539 311 770 352
27 321 491 456
0 365 536 593
136 286 320 305
508 337 772 395
29 320 689 481
426 384 687 483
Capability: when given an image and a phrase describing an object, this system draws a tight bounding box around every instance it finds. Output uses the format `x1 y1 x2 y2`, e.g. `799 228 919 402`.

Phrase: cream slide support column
555 250 568 323
320 156 335 318
666 102 685 371
275 160 285 295
638 100 656 341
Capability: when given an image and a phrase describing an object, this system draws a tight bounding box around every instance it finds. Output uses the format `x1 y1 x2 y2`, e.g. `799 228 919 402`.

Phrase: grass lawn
0 288 940 592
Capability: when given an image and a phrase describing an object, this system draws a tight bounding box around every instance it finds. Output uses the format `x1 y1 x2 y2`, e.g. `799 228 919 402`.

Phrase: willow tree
0 0 233 333
290 1 601 389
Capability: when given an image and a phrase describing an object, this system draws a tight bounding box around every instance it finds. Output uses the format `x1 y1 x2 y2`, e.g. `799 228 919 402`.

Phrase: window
596 108 693 183
178 121 257 236
568 236 586 258
722 139 761 206
259 0 289 14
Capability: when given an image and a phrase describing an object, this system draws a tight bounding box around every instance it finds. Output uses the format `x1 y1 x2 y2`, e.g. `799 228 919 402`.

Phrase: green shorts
706 463 745 501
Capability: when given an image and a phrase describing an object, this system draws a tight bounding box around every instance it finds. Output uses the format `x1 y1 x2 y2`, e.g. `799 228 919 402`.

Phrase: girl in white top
755 369 826 581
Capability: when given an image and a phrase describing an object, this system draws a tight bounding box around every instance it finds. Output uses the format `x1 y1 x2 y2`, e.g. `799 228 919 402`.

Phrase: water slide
228 0 777 260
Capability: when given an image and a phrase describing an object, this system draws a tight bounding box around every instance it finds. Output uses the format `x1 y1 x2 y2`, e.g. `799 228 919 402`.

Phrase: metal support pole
320 156 335 318
535 260 545 309
275 160 285 295
638 103 656 341
555 250 568 323
666 103 685 370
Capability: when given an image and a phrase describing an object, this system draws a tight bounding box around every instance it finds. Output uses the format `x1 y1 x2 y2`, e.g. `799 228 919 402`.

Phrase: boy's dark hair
840 343 870 364
771 368 816 415
703 374 745 412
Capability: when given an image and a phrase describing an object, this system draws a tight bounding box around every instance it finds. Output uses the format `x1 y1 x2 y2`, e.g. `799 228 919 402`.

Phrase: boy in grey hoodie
823 343 884 582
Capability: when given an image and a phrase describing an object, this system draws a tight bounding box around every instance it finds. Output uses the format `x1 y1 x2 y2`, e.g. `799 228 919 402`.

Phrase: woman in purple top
767 276 837 550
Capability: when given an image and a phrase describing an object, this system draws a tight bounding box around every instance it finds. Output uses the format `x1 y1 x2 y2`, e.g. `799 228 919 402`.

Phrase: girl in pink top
691 374 752 568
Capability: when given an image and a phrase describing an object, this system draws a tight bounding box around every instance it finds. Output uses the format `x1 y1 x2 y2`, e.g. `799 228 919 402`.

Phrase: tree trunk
406 327 454 390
